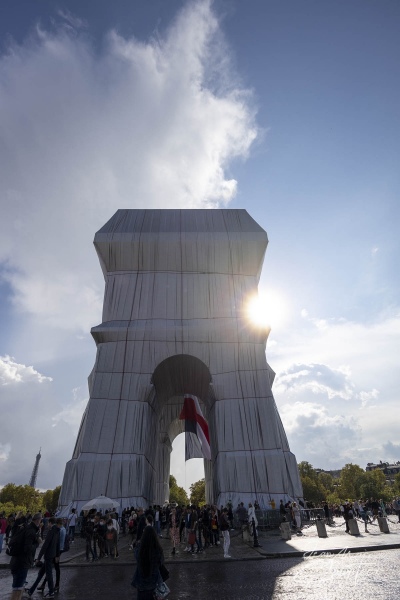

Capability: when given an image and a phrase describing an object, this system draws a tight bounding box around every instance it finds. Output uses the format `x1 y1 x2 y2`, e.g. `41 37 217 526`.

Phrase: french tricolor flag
179 394 211 461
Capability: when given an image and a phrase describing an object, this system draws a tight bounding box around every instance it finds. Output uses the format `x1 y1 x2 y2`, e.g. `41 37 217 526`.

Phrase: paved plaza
1 517 399 599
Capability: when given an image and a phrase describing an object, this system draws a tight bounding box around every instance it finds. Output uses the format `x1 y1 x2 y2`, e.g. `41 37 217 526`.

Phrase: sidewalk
1 516 399 569
256 515 400 557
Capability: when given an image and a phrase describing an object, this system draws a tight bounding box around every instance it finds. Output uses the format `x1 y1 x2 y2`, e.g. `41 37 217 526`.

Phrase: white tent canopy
80 495 120 512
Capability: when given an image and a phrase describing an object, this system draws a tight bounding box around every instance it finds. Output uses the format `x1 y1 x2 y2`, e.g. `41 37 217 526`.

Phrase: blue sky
0 0 399 493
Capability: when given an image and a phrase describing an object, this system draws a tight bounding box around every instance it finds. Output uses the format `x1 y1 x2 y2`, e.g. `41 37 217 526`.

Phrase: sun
245 290 288 330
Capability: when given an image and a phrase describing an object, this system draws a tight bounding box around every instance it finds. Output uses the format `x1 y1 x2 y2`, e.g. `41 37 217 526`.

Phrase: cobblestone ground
0 548 399 600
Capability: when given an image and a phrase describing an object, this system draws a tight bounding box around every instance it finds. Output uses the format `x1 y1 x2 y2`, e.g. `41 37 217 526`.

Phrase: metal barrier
300 508 325 525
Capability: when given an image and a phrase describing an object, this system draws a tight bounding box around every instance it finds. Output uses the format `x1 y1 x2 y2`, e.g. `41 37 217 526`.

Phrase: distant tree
0 483 44 514
169 475 189 506
338 464 365 500
301 475 324 505
394 473 400 495
359 470 387 500
42 486 61 513
297 462 332 505
189 479 205 506
298 461 317 480
318 472 334 493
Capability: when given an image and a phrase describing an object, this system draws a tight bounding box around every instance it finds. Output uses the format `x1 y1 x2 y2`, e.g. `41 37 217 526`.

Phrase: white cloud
275 363 355 401
0 1 258 490
0 356 79 487
0 0 257 337
279 400 361 466
0 355 52 385
269 310 400 469
0 443 11 462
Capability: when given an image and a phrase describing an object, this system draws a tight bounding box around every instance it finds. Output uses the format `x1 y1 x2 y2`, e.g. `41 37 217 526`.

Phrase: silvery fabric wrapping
59 209 303 514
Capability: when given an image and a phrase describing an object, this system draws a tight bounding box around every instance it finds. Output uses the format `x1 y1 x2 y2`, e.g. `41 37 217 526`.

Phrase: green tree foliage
297 462 334 505
338 464 365 500
0 483 62 515
359 470 388 500
298 461 316 480
0 483 44 514
169 475 189 506
301 475 325 505
318 472 334 493
42 486 61 513
189 478 205 506
394 472 400 495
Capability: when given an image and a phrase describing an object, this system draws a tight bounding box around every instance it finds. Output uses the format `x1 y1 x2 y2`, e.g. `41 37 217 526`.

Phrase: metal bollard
252 517 261 548
316 516 327 538
377 517 390 533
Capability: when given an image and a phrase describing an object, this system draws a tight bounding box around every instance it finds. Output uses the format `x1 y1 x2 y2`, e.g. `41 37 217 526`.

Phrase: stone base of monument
348 518 360 536
316 519 327 538
377 517 390 533
279 522 292 540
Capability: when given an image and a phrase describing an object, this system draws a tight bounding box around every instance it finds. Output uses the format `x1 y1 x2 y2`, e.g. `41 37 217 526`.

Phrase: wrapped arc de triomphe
59 209 303 513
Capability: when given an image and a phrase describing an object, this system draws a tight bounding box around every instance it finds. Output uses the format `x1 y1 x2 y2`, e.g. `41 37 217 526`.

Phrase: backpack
6 524 26 556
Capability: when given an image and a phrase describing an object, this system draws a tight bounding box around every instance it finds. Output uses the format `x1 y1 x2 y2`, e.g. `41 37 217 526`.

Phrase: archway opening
170 432 205 503
151 354 214 505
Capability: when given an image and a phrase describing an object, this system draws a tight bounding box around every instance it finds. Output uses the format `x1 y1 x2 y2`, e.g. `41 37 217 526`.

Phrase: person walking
66 509 77 542
169 508 179 555
291 502 301 534
131 525 165 599
35 518 66 595
236 503 247 538
248 502 258 535
219 508 231 558
0 512 7 554
26 517 60 598
9 513 42 600
105 519 119 559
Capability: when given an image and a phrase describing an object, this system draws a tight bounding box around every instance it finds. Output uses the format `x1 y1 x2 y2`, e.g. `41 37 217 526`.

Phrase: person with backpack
33 518 67 595
26 517 61 598
9 513 42 600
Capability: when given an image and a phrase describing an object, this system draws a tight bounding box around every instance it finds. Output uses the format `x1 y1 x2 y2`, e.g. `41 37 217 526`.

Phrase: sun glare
245 290 288 330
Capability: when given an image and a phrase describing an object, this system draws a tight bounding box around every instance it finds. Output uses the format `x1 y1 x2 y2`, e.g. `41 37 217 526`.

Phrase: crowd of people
2 511 65 600
2 495 399 599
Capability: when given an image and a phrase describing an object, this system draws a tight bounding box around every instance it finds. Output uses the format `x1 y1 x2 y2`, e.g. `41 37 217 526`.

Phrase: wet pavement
1 548 399 599
0 517 399 599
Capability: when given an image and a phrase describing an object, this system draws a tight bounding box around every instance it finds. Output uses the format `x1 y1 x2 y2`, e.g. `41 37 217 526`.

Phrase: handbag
188 531 196 545
154 580 170 600
160 563 170 581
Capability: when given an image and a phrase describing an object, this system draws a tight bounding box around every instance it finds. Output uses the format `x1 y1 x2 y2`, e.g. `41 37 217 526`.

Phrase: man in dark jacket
27 517 60 598
135 508 147 543
9 513 42 600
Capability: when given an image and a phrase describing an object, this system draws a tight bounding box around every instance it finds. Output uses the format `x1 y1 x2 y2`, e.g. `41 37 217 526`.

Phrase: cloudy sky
1 0 399 494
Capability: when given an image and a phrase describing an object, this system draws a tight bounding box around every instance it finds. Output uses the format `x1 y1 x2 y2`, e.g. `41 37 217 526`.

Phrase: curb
259 542 400 558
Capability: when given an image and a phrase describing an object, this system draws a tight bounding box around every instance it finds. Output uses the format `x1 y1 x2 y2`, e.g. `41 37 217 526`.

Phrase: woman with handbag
131 525 169 600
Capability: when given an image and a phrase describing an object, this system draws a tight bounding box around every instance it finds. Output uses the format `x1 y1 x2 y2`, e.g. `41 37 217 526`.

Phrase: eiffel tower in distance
28 448 42 488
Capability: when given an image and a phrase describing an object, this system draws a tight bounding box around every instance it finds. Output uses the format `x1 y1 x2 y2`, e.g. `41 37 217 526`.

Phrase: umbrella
80 495 120 512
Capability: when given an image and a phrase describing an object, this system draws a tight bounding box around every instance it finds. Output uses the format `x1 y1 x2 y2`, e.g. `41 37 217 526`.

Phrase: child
105 519 118 559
